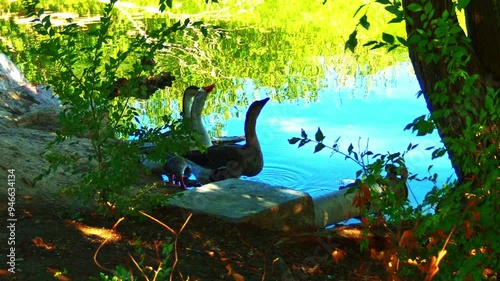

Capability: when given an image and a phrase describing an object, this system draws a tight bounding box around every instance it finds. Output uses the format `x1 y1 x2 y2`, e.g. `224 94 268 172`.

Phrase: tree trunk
402 0 500 184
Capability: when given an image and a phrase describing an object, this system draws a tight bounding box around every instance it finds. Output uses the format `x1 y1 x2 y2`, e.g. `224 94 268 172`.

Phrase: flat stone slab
167 178 316 231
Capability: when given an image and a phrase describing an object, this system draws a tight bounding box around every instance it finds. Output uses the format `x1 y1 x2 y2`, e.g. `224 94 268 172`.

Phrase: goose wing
184 144 245 169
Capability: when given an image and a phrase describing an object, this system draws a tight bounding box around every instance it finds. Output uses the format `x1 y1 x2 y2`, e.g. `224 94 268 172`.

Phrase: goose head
182 84 215 119
244 97 270 148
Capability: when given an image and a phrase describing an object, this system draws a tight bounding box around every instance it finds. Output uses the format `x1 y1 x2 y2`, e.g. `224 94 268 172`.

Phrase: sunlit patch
69 221 121 242
334 227 364 239
331 248 346 263
293 203 303 214
32 237 55 250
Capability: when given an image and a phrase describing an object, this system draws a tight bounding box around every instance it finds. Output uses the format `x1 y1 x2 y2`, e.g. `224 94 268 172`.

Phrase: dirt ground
0 125 387 281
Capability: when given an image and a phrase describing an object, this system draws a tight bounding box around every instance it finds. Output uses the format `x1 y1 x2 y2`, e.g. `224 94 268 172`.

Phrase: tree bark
402 0 500 184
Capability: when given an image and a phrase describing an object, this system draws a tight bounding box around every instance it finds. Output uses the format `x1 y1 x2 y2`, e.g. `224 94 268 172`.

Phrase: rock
0 52 29 90
167 178 316 232
0 52 61 130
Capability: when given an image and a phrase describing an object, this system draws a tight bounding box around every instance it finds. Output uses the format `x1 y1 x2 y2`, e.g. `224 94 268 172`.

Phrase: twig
128 252 150 281
139 210 192 281
171 213 193 281
93 217 126 274
139 210 176 235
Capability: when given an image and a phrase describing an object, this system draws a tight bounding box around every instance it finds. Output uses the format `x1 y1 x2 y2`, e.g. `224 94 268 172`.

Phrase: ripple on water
245 162 352 197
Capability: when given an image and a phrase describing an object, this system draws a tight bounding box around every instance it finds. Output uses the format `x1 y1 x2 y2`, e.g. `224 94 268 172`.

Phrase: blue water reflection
210 63 456 206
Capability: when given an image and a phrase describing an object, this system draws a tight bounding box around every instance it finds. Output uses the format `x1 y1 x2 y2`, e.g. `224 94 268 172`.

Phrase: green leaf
315 127 325 142
353 4 366 18
387 44 399 52
298 139 310 148
382 32 395 44
200 26 208 37
288 137 301 145
375 0 390 4
413 117 435 136
353 151 359 161
406 3 422 12
363 40 378 47
360 15 370 30
431 148 446 159
396 36 408 46
370 42 386 50
388 15 404 23
424 1 433 14
166 0 173 9
385 5 401 16
345 30 358 53
301 129 308 139
348 143 354 154
457 0 471 10
314 143 326 153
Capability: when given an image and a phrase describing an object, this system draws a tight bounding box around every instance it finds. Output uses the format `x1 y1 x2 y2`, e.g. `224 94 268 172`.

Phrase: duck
184 97 270 184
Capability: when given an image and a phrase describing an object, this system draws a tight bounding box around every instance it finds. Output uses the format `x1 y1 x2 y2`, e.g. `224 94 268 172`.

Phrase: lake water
206 62 456 206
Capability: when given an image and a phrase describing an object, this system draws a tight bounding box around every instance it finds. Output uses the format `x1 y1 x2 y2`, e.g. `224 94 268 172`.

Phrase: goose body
185 97 270 183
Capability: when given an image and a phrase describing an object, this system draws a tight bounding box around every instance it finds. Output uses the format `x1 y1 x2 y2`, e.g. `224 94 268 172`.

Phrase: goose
156 84 244 147
140 85 246 188
138 86 211 188
184 97 270 184
164 155 190 189
161 88 211 188
189 85 213 148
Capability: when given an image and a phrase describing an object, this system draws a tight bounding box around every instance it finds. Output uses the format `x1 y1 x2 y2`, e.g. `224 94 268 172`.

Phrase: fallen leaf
332 248 345 263
226 264 245 281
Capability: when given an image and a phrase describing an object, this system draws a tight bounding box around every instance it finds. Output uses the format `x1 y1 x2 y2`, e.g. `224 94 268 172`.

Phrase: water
208 62 456 206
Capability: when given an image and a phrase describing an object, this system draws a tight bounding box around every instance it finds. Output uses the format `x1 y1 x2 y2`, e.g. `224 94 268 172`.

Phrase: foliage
24 0 212 215
314 0 499 280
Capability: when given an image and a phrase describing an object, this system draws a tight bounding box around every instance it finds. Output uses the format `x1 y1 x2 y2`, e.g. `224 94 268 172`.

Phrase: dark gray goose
184 97 270 184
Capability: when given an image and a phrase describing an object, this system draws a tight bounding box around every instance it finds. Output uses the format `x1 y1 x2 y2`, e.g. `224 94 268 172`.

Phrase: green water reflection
1 0 408 134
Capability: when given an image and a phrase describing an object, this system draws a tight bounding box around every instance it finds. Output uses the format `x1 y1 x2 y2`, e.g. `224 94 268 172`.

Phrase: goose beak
260 97 270 105
202 84 215 93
